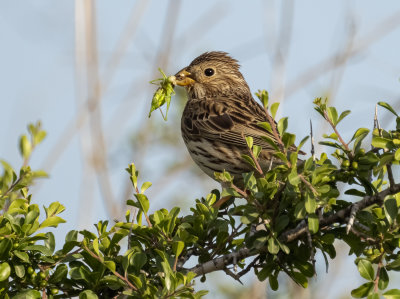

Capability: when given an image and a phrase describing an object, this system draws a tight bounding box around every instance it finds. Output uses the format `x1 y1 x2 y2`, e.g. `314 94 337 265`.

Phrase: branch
188 183 400 276
189 247 253 275
281 182 400 243
387 164 396 192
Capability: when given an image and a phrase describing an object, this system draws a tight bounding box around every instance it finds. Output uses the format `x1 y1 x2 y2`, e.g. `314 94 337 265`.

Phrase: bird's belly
183 138 249 180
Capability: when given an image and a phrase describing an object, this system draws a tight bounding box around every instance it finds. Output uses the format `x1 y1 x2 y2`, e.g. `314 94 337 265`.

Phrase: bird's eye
204 68 215 76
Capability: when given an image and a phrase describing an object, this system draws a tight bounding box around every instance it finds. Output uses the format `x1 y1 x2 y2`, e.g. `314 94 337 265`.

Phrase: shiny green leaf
358 259 374 281
308 213 319 233
270 102 280 119
351 282 374 298
0 262 11 281
383 289 400 299
378 101 398 116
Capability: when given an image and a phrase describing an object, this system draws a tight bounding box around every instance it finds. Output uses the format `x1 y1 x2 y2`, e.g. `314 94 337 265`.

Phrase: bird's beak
174 69 195 86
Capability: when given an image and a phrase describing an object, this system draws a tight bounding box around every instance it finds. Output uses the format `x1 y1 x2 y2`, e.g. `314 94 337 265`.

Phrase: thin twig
349 227 378 243
310 119 315 161
242 133 263 175
264 108 285 153
223 268 243 284
231 183 263 210
374 254 384 293
323 111 352 156
299 175 318 195
83 244 138 291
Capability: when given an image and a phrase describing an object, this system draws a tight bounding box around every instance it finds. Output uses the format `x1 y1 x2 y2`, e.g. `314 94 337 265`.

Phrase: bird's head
174 51 251 99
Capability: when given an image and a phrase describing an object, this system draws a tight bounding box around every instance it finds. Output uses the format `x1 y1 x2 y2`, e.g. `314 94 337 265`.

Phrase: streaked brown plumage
175 51 277 184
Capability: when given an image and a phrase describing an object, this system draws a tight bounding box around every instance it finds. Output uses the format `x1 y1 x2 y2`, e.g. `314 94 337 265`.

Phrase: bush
1 96 400 298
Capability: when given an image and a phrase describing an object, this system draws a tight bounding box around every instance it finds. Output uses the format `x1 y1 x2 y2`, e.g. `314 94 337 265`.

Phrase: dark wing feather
182 94 278 150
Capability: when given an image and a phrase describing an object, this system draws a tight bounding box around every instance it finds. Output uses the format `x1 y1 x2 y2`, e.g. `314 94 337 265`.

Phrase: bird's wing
182 95 279 150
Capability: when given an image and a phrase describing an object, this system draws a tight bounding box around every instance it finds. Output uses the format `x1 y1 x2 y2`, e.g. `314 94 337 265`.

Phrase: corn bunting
174 51 279 186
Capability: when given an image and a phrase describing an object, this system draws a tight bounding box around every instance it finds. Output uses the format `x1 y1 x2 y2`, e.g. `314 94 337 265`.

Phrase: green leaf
33 130 47 146
257 265 273 281
44 201 65 217
256 90 269 108
44 232 55 254
372 136 392 150
383 289 400 299
66 230 78 242
294 202 306 219
79 290 99 299
0 262 11 281
134 193 150 214
344 189 366 197
297 136 309 152
257 122 272 133
22 245 53 256
104 261 116 272
288 168 300 186
378 101 398 116
277 117 288 136
14 264 25 278
49 264 68 283
319 141 343 150
357 259 374 281
269 274 279 291
0 239 12 259
275 215 289 233
173 241 185 258
11 290 41 299
351 128 370 142
19 135 32 159
245 136 253 149
140 181 152 193
130 252 147 272
253 145 261 159
308 213 319 233
241 154 257 169
267 237 279 254
305 196 316 213
93 238 100 256
337 110 351 124
261 136 279 151
384 197 398 225
351 282 374 298
282 133 296 149
378 267 389 290
14 251 30 263
327 107 338 125
395 149 400 161
368 293 380 299
8 198 28 214
39 216 66 229
270 102 280 119
291 271 308 287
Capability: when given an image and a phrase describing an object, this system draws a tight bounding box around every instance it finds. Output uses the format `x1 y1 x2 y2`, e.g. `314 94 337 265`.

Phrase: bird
174 51 284 189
